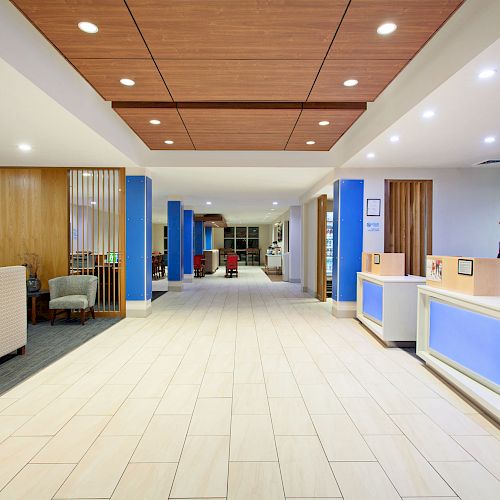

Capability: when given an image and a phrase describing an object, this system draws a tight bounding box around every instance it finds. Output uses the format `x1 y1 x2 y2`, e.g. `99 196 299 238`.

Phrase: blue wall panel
194 220 204 255
126 176 146 300
362 281 383 323
145 177 152 301
429 300 500 386
332 180 340 301
205 226 213 250
183 210 194 275
167 201 184 282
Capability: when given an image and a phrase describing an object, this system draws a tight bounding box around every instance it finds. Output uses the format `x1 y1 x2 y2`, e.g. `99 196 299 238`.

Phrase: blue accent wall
145 177 152 301
183 210 194 276
126 176 149 300
167 201 184 282
205 226 213 250
332 179 364 302
194 220 204 255
362 281 383 323
429 300 500 386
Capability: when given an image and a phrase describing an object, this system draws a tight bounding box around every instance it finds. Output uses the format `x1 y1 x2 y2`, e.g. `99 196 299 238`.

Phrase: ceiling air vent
473 159 500 167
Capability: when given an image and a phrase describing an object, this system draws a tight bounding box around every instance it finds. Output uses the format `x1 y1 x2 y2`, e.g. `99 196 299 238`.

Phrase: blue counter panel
145 177 152 301
429 300 500 386
194 221 204 256
205 226 213 250
363 281 383 323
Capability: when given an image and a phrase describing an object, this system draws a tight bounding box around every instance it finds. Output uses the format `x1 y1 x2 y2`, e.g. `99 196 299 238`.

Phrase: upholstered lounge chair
49 275 98 325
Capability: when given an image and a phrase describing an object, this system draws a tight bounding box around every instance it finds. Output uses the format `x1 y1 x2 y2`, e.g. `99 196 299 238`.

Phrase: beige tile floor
0 266 499 500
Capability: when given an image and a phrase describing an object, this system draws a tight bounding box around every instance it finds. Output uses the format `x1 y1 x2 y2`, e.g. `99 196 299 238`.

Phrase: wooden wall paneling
127 0 349 59
316 194 327 302
118 168 126 315
327 0 464 60
11 0 150 59
156 60 322 101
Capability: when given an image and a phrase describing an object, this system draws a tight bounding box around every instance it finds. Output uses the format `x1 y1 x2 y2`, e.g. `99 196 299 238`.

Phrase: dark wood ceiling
12 0 463 151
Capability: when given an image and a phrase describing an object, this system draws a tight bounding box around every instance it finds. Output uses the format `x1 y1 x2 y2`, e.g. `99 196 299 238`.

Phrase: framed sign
373 253 381 265
458 258 473 276
426 257 443 282
366 198 381 216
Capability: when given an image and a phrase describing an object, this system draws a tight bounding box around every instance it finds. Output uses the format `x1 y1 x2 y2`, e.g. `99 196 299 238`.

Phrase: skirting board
126 299 152 318
168 280 184 291
332 300 356 318
289 278 301 283
184 274 193 283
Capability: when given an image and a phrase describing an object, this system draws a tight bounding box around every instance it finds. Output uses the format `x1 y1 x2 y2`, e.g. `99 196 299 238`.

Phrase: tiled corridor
0 267 499 499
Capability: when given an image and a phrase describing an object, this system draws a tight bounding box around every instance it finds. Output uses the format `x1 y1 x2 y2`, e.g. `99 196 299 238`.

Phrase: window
248 227 259 238
236 227 247 238
163 225 168 255
222 226 260 253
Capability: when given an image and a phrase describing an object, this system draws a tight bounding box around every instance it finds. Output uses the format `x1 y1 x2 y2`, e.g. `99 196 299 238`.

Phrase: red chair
225 254 238 278
194 254 205 278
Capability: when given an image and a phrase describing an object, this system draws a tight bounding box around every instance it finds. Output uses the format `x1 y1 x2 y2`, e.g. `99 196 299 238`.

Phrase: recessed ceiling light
366 152 375 159
78 21 98 34
306 140 316 145
272 201 278 205
90 201 97 205
478 69 496 79
484 136 496 144
343 79 359 87
422 110 435 119
390 135 400 143
149 119 161 125
119 78 135 86
206 201 212 205
318 120 330 126
164 140 174 145
377 22 397 35
17 143 32 151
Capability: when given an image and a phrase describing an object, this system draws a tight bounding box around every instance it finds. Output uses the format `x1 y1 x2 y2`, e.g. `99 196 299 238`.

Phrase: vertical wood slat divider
113 170 116 312
97 170 101 310
107 168 111 312
316 194 327 302
119 168 126 315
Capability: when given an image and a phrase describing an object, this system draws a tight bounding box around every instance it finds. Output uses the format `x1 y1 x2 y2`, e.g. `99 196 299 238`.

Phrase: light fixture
17 143 32 151
119 78 135 86
422 110 435 119
206 201 212 205
343 79 358 87
366 153 375 159
78 21 98 34
390 135 400 143
306 140 316 145
484 136 496 144
90 201 97 205
377 22 397 35
272 201 278 205
318 120 330 126
82 172 93 177
149 119 161 125
164 140 174 145
478 69 496 79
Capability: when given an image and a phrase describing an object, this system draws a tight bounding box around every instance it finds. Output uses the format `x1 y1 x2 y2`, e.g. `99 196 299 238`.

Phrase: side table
27 290 50 325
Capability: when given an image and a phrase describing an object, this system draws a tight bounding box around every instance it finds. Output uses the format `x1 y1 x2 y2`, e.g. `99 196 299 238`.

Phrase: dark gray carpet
152 290 167 301
0 317 120 395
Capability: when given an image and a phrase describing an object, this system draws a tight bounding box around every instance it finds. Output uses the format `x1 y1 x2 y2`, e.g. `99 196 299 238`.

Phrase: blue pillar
183 209 194 282
194 220 204 255
126 175 152 317
168 201 184 291
332 179 364 318
205 226 213 250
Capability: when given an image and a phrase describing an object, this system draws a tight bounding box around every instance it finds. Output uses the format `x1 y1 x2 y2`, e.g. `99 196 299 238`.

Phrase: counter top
418 285 500 313
358 272 426 284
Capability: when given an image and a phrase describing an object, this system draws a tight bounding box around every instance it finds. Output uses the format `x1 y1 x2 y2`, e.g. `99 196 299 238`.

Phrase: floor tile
77 384 133 416
230 414 277 461
276 435 341 498
155 384 199 415
232 384 269 414
269 398 316 435
325 372 369 397
102 398 159 436
199 372 233 397
365 435 455 497
300 384 345 414
170 436 229 498
453 435 500 479
228 462 284 500
0 415 30 444
265 373 301 397
261 354 291 373
188 398 232 435
1 385 67 416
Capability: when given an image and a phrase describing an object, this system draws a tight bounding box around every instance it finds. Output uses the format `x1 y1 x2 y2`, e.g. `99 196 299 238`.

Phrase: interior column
183 209 194 283
167 200 184 291
205 226 213 250
194 220 204 255
289 205 302 283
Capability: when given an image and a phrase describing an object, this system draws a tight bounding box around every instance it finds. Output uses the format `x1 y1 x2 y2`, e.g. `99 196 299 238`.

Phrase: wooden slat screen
316 194 327 302
384 179 433 276
68 168 125 316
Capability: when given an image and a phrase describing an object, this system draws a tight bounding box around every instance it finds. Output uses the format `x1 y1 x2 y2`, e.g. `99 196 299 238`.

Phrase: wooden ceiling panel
178 107 301 135
190 133 289 151
140 132 194 150
127 0 349 59
12 0 149 59
293 109 365 136
308 59 407 102
157 60 321 102
286 132 338 151
113 107 187 135
328 0 463 60
71 59 172 101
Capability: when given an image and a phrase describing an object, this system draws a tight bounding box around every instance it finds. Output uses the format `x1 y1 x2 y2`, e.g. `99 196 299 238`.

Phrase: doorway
384 179 433 276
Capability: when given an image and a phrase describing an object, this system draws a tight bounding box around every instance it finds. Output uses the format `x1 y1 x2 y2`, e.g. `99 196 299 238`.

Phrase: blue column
194 220 204 255
168 200 184 291
126 175 152 317
332 179 364 317
183 209 194 282
205 226 213 250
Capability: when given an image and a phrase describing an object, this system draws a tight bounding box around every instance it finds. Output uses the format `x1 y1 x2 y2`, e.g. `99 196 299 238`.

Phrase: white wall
289 206 302 283
302 198 317 295
152 223 165 253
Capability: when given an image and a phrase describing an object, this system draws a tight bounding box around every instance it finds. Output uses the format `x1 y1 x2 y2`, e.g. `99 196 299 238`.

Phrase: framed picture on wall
366 198 381 216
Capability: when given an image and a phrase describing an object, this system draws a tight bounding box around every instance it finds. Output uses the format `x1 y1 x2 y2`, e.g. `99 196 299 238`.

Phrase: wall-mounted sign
366 222 380 232
427 257 443 281
373 253 381 264
366 198 381 216
458 258 474 276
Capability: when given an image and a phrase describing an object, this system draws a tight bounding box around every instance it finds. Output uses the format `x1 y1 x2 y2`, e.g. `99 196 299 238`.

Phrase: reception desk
356 272 426 345
417 285 500 422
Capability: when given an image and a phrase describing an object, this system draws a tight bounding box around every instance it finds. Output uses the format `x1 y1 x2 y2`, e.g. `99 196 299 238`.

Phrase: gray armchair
49 275 98 325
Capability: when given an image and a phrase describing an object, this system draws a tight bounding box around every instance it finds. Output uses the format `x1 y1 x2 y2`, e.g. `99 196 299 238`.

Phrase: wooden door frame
316 194 327 301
